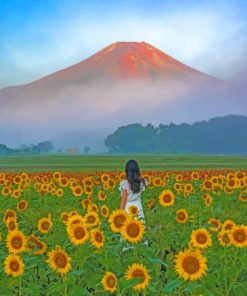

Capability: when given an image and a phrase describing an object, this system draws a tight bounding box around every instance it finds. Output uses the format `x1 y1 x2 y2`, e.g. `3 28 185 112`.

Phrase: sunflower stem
19 277 22 296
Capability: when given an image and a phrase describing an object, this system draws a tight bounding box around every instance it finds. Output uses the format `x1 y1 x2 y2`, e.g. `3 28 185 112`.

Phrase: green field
0 154 247 172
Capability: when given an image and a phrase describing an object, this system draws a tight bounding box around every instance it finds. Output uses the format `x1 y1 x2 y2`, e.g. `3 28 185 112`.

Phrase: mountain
0 41 243 152
0 41 220 94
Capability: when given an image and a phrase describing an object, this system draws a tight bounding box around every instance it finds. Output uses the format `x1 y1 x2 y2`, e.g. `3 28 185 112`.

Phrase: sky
0 0 247 88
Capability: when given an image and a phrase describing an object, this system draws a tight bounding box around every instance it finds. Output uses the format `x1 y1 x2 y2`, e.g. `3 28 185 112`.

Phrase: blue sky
0 0 246 87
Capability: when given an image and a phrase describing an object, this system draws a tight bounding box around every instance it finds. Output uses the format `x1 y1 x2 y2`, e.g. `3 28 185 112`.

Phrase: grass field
0 154 247 172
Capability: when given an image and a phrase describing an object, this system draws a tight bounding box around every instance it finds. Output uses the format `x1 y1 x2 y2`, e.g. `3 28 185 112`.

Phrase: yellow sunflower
37 215 53 234
27 235 47 255
128 205 139 217
159 189 175 207
3 209 16 224
208 218 222 232
4 254 25 277
17 199 28 212
174 249 207 281
176 209 188 224
67 223 89 245
100 205 109 218
221 219 236 231
229 225 247 248
47 245 71 275
6 229 27 253
121 217 145 244
72 185 83 197
101 271 117 293
218 230 231 247
124 263 151 292
84 211 100 228
108 209 129 233
90 229 105 249
60 212 69 224
6 218 18 232
190 229 212 249
66 214 85 228
147 198 155 210
98 190 107 201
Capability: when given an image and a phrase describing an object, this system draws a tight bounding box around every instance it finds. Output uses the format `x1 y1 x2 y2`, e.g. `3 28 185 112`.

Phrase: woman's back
119 178 147 202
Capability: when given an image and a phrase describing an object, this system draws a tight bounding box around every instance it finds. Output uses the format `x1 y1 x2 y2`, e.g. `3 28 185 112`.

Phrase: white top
119 178 147 202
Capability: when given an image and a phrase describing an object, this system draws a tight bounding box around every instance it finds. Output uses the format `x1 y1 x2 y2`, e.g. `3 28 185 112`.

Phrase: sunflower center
132 270 145 283
106 276 116 288
127 223 140 238
196 233 207 244
74 227 85 240
95 233 103 242
42 221 50 230
12 237 23 249
55 253 67 268
234 230 246 242
163 194 172 203
222 234 230 244
114 216 126 228
19 202 26 209
87 216 96 223
178 212 185 220
10 260 20 272
182 256 200 274
225 224 233 230
9 222 16 230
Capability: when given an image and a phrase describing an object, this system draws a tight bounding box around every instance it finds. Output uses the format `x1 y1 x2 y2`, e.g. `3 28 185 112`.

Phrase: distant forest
104 115 247 155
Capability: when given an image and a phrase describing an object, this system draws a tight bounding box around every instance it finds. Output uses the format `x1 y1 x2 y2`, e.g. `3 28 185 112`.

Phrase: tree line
104 115 247 155
0 141 54 155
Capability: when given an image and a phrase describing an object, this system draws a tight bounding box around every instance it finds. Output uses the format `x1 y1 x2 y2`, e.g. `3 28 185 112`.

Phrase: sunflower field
0 169 247 295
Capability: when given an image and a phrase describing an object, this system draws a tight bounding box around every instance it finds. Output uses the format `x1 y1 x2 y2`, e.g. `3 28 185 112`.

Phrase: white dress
119 179 146 222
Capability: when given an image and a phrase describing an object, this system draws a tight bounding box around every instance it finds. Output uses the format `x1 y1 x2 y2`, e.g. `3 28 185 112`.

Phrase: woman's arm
120 189 127 210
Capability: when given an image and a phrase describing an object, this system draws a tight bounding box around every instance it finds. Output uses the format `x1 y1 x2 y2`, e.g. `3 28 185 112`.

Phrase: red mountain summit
31 41 214 87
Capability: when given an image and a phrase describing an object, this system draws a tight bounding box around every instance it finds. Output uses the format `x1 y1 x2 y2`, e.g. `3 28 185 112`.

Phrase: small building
65 147 80 154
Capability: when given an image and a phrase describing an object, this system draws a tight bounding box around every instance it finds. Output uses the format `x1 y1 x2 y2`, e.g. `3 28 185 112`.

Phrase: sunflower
3 209 16 224
1 186 12 197
124 263 151 292
204 196 213 207
81 198 91 209
100 205 109 218
98 190 107 201
176 209 188 224
90 229 105 249
174 249 207 281
191 171 200 180
159 190 175 207
101 173 110 183
13 175 22 185
84 211 100 228
239 191 247 202
67 223 89 245
56 188 64 197
190 229 212 249
173 183 182 192
12 189 21 199
147 198 155 210
4 254 25 277
218 230 231 247
101 271 117 293
66 214 85 228
60 212 69 224
53 171 61 180
121 218 145 244
6 229 27 253
27 235 47 255
208 218 222 232
229 225 247 248
17 200 28 212
72 185 83 197
6 218 18 232
37 215 53 234
202 180 213 191
47 245 71 275
221 219 236 231
128 205 139 217
108 209 129 233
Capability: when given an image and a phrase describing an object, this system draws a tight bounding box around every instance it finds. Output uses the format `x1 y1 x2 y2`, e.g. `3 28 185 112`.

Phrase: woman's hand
120 189 127 209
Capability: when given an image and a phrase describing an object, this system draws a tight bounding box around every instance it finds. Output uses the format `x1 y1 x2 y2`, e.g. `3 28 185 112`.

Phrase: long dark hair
125 159 145 193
